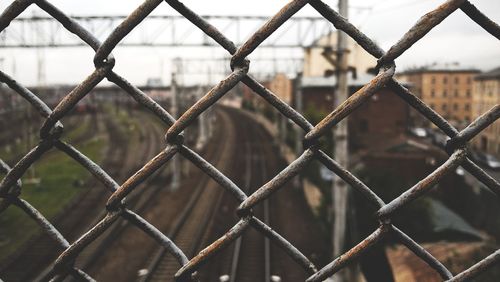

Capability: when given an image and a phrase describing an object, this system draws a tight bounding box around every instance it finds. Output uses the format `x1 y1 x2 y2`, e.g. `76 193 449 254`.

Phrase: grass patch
0 108 154 262
104 105 142 138
0 136 105 262
61 114 91 142
0 115 90 163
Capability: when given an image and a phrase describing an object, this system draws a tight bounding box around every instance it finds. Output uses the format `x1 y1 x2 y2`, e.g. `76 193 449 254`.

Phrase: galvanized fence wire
0 0 499 281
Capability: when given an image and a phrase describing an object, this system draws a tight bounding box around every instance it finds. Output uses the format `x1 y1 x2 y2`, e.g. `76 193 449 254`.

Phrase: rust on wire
0 0 499 281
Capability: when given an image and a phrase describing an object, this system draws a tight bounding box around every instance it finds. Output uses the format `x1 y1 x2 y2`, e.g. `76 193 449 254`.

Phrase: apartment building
397 64 480 127
472 67 500 156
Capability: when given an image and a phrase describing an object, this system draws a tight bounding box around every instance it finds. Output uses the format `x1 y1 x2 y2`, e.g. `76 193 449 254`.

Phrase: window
454 90 459 97
442 104 447 111
431 76 436 84
443 77 448 84
454 77 459 83
453 103 458 110
431 89 435 97
443 90 447 97
466 89 471 97
467 77 472 84
480 136 487 151
465 104 470 111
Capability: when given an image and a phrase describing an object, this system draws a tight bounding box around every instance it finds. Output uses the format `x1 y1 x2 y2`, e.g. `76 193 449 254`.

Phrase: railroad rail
141 110 232 281
227 112 273 282
1 0 500 281
65 112 167 276
197 108 325 281
0 109 164 281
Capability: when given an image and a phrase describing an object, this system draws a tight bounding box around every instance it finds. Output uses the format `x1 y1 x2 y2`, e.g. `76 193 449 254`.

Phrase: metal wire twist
0 0 499 281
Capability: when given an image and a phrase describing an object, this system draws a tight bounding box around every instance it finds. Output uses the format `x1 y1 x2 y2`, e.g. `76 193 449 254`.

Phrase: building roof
301 73 374 88
400 63 480 74
428 198 483 241
301 73 411 88
475 66 500 80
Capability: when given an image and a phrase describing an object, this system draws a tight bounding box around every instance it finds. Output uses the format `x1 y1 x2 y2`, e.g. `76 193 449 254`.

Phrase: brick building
241 73 292 113
397 64 480 127
241 79 271 111
268 73 293 105
361 139 446 184
300 75 410 151
472 67 500 156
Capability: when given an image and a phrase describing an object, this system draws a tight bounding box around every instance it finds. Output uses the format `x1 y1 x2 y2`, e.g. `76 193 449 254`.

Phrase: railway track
0 109 161 281
226 109 273 282
37 110 162 281
173 107 277 282
223 109 327 282
65 111 166 274
0 112 114 282
41 108 220 281
60 110 217 281
140 108 235 282
3 106 324 281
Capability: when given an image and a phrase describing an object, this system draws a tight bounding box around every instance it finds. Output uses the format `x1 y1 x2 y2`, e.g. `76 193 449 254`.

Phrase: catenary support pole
170 58 180 191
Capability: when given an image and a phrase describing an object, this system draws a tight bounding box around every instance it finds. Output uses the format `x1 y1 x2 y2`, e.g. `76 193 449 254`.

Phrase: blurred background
0 0 499 281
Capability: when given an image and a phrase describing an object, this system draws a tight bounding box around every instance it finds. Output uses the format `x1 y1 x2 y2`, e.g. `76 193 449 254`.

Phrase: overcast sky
0 0 499 86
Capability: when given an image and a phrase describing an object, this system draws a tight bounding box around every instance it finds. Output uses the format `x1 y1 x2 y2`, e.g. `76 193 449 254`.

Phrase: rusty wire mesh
1 0 500 281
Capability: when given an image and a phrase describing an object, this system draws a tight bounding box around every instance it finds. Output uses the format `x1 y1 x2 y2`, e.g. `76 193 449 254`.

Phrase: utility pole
332 0 349 281
170 58 181 191
294 72 303 189
34 13 47 87
279 110 287 155
292 72 304 189
26 11 46 184
197 85 207 150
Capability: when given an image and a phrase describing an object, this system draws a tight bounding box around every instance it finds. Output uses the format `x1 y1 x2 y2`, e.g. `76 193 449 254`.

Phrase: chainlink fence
1 0 500 281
